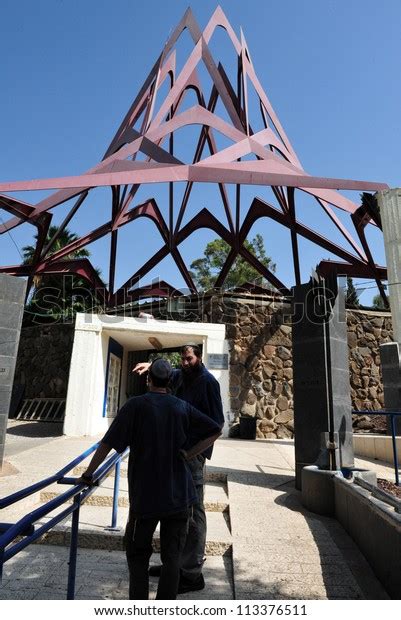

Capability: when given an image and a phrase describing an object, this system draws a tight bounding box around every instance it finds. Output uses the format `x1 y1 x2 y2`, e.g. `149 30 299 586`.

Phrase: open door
126 350 151 398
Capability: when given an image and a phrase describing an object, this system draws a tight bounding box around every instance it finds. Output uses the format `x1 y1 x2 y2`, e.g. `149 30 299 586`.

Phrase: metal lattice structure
0 7 389 305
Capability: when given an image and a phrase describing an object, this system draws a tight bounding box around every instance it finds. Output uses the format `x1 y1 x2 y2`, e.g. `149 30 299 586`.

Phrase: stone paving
210 439 390 600
0 423 395 600
0 548 232 600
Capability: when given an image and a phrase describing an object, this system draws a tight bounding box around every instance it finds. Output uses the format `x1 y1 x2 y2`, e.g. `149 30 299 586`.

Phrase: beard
182 360 201 374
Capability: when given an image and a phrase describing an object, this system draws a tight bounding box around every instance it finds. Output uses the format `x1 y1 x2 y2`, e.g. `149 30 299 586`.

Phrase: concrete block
301 466 338 516
334 475 401 599
364 436 374 459
382 438 393 463
374 436 387 462
353 435 366 458
0 301 24 330
0 275 26 469
0 274 26 304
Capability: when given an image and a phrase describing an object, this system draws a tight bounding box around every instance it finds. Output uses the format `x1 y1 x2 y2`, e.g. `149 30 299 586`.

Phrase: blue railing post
109 460 121 530
67 494 81 600
390 414 400 486
0 548 4 584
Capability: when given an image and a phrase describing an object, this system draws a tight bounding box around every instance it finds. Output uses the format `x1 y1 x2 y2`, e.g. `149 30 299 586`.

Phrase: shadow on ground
6 421 64 438
273 484 390 600
207 461 389 600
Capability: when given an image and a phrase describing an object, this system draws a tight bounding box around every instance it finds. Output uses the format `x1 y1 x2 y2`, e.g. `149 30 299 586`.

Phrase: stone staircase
1 458 234 599
33 464 232 558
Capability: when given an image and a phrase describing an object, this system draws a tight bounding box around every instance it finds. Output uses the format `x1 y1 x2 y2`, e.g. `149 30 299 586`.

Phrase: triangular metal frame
0 6 388 305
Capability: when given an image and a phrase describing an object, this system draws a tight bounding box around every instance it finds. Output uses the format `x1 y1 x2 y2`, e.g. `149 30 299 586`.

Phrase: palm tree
23 226 102 324
22 225 90 264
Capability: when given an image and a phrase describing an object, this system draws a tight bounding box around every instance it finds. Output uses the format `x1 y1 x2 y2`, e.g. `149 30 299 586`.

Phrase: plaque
207 353 228 370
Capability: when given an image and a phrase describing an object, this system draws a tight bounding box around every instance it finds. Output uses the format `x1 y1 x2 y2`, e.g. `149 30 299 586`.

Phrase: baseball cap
149 358 173 382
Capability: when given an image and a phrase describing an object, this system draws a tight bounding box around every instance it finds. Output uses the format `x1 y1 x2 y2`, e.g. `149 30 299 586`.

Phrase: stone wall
11 298 393 437
14 324 75 400
348 310 393 433
206 297 294 439
205 296 393 439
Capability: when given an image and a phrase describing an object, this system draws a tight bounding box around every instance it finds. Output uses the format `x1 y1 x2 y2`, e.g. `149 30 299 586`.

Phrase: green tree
22 225 90 265
345 277 361 308
372 293 388 310
148 351 182 368
189 234 276 291
22 226 103 324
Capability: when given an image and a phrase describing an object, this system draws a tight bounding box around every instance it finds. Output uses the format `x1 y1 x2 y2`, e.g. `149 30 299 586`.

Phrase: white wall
63 324 106 436
64 313 229 437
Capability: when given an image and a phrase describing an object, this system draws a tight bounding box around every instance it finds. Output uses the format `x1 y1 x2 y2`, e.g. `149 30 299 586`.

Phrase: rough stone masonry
204 295 393 439
12 294 393 439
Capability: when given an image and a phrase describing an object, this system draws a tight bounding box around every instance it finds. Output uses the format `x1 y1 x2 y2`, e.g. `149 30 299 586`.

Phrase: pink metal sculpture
0 7 389 305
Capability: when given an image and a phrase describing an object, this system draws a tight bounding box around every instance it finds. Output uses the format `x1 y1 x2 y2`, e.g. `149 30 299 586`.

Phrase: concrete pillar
377 188 401 347
292 275 354 490
0 275 26 469
376 189 401 433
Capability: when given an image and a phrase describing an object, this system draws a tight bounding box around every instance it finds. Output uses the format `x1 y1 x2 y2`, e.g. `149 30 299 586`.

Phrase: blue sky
1 0 400 303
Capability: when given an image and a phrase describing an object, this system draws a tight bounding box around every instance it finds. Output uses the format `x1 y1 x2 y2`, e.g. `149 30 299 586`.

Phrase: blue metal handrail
352 409 401 486
0 442 129 599
0 442 101 510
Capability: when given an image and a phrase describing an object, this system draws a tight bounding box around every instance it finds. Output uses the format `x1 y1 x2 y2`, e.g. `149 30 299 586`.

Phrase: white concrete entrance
64 313 229 437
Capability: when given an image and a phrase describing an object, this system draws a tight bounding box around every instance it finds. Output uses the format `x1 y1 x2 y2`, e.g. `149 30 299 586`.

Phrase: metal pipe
0 442 100 509
0 446 129 599
0 549 4 584
3 504 75 562
390 414 400 486
0 449 128 551
0 523 34 536
0 485 83 549
67 497 81 600
3 483 105 563
110 459 121 529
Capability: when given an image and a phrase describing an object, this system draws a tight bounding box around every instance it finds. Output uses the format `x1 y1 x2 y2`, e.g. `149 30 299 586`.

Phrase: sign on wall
207 353 229 370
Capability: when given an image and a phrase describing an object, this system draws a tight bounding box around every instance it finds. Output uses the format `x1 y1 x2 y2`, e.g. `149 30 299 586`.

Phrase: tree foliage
372 293 388 310
148 351 182 368
345 277 361 308
22 226 103 324
22 226 90 266
189 234 276 291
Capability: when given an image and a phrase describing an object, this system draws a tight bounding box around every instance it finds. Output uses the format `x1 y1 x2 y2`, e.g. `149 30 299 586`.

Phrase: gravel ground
353 414 388 434
377 478 401 500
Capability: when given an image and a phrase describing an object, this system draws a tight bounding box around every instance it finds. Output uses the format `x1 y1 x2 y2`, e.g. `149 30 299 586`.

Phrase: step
34 506 232 556
73 464 228 484
41 481 229 512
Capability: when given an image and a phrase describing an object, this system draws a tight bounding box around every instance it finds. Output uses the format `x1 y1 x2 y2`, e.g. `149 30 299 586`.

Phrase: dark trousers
180 455 206 582
125 509 189 600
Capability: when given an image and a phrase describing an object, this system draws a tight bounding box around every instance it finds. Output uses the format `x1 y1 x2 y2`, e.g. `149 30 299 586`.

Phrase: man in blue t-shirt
134 344 224 593
80 358 221 600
